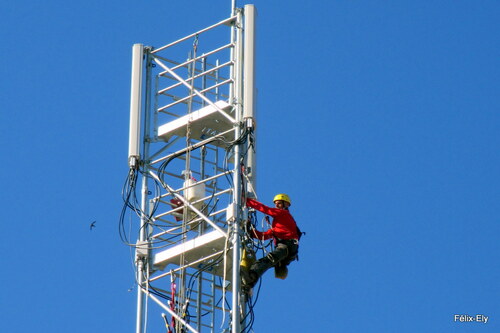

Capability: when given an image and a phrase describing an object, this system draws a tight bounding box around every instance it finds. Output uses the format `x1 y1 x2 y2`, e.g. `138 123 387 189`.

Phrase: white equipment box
158 101 235 145
153 230 232 280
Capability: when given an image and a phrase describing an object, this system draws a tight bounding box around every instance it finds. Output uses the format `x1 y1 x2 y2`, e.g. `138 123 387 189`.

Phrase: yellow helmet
273 193 291 205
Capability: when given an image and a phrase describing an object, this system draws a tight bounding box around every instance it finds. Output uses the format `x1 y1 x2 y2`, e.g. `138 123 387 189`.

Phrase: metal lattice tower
125 4 257 333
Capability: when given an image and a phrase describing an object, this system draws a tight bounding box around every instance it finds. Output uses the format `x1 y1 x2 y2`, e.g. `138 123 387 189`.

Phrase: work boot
274 263 288 280
241 269 258 288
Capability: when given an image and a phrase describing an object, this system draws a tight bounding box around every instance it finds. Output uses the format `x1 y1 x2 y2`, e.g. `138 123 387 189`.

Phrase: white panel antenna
128 43 143 168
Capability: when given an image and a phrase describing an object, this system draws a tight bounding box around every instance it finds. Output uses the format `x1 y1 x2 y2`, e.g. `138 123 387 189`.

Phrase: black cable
119 169 139 245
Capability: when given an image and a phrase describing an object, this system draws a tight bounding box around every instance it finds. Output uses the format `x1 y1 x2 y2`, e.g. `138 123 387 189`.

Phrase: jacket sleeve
246 198 281 217
246 198 279 240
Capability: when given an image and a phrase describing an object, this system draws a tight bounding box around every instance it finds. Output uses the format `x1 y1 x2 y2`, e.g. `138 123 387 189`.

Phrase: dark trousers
250 239 299 280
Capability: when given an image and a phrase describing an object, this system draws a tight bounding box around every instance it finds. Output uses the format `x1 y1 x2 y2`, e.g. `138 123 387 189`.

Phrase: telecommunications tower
123 3 258 332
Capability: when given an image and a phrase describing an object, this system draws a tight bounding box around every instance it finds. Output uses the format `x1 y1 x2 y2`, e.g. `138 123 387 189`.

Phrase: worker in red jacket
243 193 300 288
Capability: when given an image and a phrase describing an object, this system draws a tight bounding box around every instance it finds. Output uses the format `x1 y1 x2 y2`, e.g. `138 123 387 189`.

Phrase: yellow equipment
240 247 256 270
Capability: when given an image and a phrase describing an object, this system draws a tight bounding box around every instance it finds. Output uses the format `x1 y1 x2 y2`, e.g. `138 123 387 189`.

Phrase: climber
242 193 300 289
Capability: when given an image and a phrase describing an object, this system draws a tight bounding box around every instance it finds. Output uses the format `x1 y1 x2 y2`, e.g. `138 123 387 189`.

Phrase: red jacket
246 198 299 241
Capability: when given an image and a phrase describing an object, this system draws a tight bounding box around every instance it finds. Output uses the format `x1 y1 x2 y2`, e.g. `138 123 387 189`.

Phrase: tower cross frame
126 5 257 333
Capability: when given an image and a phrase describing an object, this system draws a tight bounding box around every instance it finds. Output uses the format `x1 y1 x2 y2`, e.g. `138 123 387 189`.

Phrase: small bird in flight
90 221 96 230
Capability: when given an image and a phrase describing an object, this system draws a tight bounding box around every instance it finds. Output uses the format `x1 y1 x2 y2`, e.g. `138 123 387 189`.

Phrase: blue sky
1 1 499 332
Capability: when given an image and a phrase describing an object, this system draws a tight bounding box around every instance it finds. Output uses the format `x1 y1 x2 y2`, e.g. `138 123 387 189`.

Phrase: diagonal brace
148 171 228 238
153 57 236 124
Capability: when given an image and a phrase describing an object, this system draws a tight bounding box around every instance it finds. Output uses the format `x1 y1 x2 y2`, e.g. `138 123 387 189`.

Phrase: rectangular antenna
129 43 144 168
244 4 257 190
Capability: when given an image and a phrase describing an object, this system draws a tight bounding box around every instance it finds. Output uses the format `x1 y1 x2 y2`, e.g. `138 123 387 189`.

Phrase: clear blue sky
1 1 498 332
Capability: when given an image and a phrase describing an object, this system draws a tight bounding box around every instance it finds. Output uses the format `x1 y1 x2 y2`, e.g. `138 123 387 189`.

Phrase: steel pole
135 46 153 333
135 178 148 333
231 8 244 333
